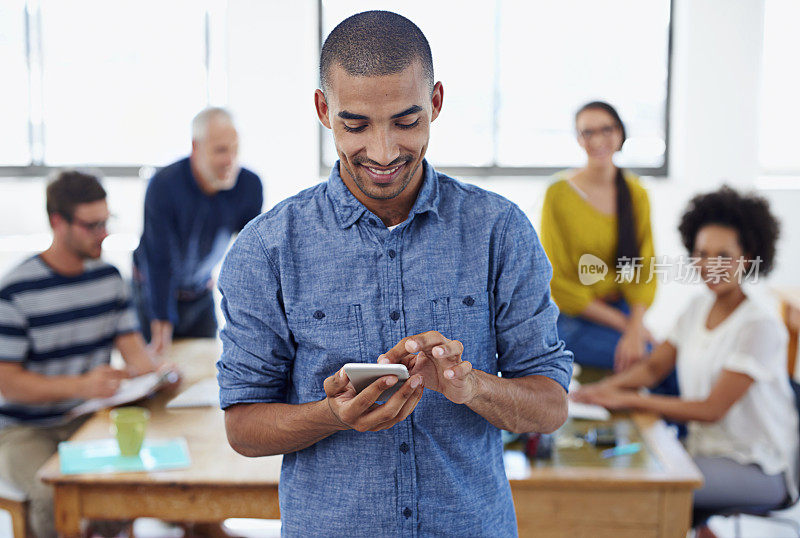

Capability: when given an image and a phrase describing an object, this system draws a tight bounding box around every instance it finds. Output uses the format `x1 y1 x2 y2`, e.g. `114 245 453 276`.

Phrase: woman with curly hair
573 186 798 538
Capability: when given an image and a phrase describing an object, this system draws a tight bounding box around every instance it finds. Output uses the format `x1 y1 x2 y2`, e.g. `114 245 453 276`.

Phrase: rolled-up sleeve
723 318 786 383
495 205 573 391
115 275 140 336
216 220 296 408
0 295 28 363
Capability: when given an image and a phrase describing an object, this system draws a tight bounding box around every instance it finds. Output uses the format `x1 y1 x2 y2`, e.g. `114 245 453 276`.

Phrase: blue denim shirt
217 161 572 537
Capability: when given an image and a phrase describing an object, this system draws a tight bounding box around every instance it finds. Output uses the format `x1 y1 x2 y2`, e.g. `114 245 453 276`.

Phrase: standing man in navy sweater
133 107 263 354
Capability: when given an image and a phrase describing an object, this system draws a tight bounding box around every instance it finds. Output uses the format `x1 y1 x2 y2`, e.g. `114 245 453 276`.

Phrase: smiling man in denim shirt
217 10 573 537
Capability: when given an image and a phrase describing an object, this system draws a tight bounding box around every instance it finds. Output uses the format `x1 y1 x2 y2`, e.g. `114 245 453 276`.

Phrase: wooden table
506 413 702 537
774 287 800 377
39 339 282 537
40 339 702 537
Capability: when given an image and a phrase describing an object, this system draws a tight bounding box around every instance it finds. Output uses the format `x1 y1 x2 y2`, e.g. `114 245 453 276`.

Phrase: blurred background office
2 0 798 335
0 0 799 535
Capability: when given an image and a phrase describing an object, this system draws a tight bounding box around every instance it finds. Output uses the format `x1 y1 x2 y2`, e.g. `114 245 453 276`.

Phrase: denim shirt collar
326 159 441 229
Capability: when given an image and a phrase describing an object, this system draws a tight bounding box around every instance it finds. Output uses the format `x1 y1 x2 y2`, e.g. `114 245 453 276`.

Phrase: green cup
110 406 149 457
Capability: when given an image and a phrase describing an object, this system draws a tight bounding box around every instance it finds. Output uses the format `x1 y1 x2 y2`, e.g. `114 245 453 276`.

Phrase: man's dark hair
320 10 434 93
46 170 106 220
678 185 780 276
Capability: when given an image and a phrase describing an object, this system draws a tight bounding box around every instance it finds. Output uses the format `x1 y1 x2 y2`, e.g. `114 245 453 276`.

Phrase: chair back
0 478 25 503
787 378 800 505
0 477 27 538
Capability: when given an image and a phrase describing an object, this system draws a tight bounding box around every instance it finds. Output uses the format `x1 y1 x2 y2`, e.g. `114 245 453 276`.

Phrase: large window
1 0 226 174
759 0 800 176
0 0 31 166
320 0 672 176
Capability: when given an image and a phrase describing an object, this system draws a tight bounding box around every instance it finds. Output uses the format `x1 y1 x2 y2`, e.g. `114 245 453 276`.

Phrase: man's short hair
320 10 434 94
46 170 106 220
192 107 235 141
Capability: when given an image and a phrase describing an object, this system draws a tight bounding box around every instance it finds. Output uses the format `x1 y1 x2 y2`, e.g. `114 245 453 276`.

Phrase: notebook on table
58 437 191 475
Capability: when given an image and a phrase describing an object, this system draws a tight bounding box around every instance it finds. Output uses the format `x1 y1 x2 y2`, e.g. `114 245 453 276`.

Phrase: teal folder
58 437 191 475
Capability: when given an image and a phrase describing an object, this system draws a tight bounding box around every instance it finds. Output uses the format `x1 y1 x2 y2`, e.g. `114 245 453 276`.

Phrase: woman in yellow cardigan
541 102 673 392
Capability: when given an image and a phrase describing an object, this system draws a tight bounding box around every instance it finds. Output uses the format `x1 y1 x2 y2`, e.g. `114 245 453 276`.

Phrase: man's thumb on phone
324 367 349 396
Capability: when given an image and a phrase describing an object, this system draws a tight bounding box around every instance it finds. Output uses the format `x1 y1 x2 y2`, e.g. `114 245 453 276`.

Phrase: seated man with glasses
0 170 161 538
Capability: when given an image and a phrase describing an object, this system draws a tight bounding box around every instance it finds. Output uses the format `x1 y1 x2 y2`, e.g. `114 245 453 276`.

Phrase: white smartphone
343 363 409 401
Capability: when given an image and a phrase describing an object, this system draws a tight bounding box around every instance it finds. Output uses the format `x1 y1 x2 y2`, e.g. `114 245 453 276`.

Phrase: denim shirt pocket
286 303 366 401
430 290 494 372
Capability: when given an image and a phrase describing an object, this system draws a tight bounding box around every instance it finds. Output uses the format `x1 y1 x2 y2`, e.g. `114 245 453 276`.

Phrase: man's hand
379 331 477 405
79 365 129 398
323 367 424 432
149 320 174 356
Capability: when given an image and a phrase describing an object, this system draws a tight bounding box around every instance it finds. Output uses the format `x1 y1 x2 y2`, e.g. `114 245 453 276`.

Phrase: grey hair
191 107 235 141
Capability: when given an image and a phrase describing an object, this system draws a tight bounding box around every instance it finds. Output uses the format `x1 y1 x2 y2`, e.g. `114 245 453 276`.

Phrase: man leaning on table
217 10 572 537
0 171 160 538
132 107 263 355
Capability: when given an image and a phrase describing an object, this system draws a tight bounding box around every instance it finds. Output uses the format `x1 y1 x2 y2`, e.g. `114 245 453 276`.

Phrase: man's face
315 61 443 203
191 119 240 193
59 200 110 260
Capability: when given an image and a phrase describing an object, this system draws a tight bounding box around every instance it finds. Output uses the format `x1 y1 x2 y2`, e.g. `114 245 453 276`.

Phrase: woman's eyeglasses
578 125 619 140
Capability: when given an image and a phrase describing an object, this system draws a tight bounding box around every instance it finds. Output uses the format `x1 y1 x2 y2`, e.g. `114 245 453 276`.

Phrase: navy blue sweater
133 157 262 323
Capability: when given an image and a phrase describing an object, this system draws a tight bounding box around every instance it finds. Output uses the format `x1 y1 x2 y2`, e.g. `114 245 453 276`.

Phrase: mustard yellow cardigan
540 171 657 316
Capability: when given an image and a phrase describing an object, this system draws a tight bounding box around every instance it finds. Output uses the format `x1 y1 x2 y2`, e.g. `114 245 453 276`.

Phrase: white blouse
667 293 798 496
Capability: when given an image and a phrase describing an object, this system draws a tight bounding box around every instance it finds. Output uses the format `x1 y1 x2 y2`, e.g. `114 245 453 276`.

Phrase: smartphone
343 363 409 401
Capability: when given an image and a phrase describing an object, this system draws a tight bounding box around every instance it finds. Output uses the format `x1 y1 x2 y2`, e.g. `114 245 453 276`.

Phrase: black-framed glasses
68 215 113 234
578 125 619 140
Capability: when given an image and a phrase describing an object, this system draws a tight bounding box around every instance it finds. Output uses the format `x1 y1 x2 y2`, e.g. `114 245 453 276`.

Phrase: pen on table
601 442 642 458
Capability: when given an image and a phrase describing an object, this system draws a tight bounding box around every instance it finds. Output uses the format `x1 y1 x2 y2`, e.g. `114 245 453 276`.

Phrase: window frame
316 0 674 179
0 1 218 178
1 1 674 178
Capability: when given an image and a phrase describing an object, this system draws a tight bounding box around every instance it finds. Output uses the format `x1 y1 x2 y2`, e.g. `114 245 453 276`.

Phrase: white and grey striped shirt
0 255 138 428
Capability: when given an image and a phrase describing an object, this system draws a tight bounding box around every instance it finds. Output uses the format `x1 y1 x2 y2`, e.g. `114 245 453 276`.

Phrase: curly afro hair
678 185 780 276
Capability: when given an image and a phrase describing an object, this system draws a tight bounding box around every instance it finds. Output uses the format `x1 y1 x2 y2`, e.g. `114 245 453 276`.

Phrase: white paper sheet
166 378 219 408
568 400 611 421
67 372 164 417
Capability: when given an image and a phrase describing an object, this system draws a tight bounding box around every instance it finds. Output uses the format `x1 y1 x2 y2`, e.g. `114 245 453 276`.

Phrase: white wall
226 0 320 208
670 0 765 188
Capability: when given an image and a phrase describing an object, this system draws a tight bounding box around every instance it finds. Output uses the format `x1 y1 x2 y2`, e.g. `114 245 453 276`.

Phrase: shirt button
313 310 325 319
390 311 400 321
462 296 475 306
403 507 412 519
399 442 409 453
368 218 377 226
388 249 396 259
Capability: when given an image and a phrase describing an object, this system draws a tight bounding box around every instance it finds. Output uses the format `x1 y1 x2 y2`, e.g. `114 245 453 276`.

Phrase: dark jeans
132 279 218 342
556 299 680 397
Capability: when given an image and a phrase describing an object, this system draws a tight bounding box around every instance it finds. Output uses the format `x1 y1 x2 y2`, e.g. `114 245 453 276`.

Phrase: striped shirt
0 255 138 428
